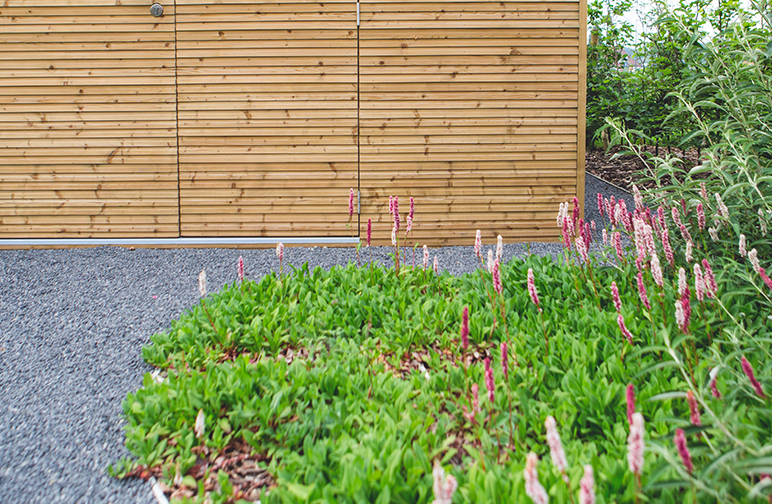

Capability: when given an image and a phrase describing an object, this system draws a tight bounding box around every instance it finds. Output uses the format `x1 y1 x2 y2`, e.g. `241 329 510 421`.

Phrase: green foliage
114 217 771 503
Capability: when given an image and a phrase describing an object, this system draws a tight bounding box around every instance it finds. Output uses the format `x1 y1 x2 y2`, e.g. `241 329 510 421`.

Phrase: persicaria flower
626 383 636 426
662 225 675 268
492 259 503 295
367 218 372 247
527 268 541 310
606 197 614 224
618 314 633 344
391 225 397 247
611 281 622 313
627 412 645 476
672 207 683 228
576 236 589 264
460 306 469 351
572 196 580 225
405 215 413 235
700 182 708 201
487 249 494 273
423 245 429 269
697 202 706 230
198 269 207 297
393 196 400 232
545 416 569 478
579 465 595 504
637 272 650 309
708 227 719 241
433 256 439 274
741 356 766 399
613 232 624 263
759 208 768 236
276 242 284 263
749 248 760 272
702 259 717 298
758 267 772 290
686 390 701 426
194 409 205 439
597 193 604 218
602 228 608 245
472 383 480 414
709 367 722 399
237 256 244 282
678 267 687 297
651 253 664 288
409 196 415 221
739 234 747 257
484 357 495 402
674 428 693 473
389 195 394 215
562 217 572 250
685 240 693 263
348 188 355 218
693 263 705 302
432 461 458 504
475 229 482 259
715 193 729 219
679 223 692 244
675 299 687 333
496 234 503 262
524 452 549 504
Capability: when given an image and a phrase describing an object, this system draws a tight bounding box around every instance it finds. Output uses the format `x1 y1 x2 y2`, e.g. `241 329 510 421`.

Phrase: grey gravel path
0 172 629 504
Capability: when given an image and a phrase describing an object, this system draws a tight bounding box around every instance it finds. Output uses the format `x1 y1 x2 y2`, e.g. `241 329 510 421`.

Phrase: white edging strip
149 477 170 504
0 237 360 247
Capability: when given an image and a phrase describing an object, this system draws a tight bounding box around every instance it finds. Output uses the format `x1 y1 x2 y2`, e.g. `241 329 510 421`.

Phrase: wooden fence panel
0 0 179 238
359 0 583 246
176 0 360 237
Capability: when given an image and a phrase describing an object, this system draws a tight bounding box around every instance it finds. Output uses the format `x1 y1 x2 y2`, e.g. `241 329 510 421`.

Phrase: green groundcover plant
112 191 771 504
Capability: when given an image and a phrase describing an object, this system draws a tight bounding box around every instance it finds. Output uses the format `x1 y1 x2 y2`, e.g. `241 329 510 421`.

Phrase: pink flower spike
672 207 683 228
433 256 439 274
487 249 494 273
579 465 595 504
348 188 355 218
702 259 717 298
678 267 687 297
739 234 747 257
633 184 643 211
697 203 706 230
472 383 480 413
572 196 580 225
663 226 675 268
501 342 509 379
492 259 503 295
405 215 413 236
759 267 772 290
484 357 495 402
597 193 604 218
276 242 284 263
237 255 244 282
545 416 569 476
701 182 708 201
627 412 645 476
611 281 622 313
393 196 400 232
474 229 482 259
602 228 608 246
613 232 624 263
496 234 503 262
694 263 705 303
409 196 415 221
576 236 589 264
460 306 470 351
524 453 549 504
674 428 694 473
432 461 458 504
367 218 372 247
709 367 722 399
527 268 540 309
618 314 634 344
637 272 651 310
686 390 701 426
562 217 572 250
741 356 766 399
423 245 429 269
651 254 664 288
626 384 636 426
389 195 393 215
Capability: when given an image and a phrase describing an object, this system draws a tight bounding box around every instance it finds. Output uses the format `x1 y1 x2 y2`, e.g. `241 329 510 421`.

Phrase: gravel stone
0 172 629 503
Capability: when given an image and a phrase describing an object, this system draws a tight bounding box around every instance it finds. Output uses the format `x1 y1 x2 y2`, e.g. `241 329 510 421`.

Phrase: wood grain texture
176 0 359 237
0 1 178 239
359 0 582 245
